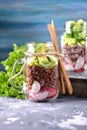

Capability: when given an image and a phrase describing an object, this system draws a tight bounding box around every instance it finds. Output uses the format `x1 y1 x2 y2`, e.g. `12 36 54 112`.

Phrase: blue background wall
0 0 87 70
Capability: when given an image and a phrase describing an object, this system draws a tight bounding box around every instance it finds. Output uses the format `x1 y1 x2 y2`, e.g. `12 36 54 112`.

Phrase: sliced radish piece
29 87 58 101
35 91 48 101
29 91 37 100
74 56 85 70
47 88 57 98
31 81 41 93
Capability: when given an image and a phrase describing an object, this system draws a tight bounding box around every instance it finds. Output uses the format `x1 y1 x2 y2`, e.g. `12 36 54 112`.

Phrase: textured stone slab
0 96 87 130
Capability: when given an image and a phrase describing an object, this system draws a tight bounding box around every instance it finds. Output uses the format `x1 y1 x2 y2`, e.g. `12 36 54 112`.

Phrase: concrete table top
0 96 87 130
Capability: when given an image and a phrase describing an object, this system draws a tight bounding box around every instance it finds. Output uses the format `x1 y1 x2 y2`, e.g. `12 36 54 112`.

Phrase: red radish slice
29 90 48 101
31 81 41 93
74 56 85 70
29 87 58 101
47 88 57 98
35 91 48 101
29 95 35 100
29 91 37 100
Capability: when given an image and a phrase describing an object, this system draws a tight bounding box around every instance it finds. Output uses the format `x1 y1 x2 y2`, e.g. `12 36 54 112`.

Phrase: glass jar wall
61 19 87 72
24 43 59 101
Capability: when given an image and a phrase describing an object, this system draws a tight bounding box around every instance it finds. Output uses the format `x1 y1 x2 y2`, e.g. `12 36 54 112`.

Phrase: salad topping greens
63 19 87 46
26 43 57 69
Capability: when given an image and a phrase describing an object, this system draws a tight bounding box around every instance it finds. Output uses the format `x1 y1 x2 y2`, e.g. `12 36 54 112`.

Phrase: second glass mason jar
61 19 87 72
24 42 59 101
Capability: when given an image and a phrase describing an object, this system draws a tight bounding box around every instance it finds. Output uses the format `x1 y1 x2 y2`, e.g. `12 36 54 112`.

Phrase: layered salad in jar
25 43 59 101
61 19 87 72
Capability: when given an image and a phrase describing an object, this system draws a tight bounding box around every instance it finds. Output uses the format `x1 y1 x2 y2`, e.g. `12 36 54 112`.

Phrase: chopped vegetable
63 19 87 46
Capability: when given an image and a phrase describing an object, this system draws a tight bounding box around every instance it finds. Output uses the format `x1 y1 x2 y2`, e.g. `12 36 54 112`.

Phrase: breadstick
47 23 73 94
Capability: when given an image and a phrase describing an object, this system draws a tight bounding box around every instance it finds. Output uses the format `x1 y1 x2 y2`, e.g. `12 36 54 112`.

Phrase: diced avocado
79 33 86 40
71 38 77 45
64 32 72 38
38 56 50 68
73 24 78 32
35 43 48 53
38 56 57 69
69 20 76 26
64 37 70 45
77 42 82 47
77 19 84 25
28 57 39 66
47 56 57 65
67 38 77 46
73 21 84 33
38 56 49 64
81 40 85 45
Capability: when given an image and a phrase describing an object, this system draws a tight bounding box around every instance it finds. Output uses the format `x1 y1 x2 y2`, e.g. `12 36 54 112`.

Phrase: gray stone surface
0 96 87 130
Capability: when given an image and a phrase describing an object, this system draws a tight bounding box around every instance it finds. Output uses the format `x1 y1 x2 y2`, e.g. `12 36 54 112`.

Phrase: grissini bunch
47 20 73 95
51 20 65 94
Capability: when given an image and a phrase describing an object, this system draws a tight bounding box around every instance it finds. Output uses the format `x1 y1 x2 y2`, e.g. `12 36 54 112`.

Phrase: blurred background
0 0 87 70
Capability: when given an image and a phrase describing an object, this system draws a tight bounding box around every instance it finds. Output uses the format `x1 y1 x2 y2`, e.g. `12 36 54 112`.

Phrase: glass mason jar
24 43 59 101
61 19 87 72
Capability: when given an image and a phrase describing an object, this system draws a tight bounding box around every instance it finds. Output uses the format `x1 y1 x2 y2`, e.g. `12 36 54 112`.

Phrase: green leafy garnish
0 44 26 99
